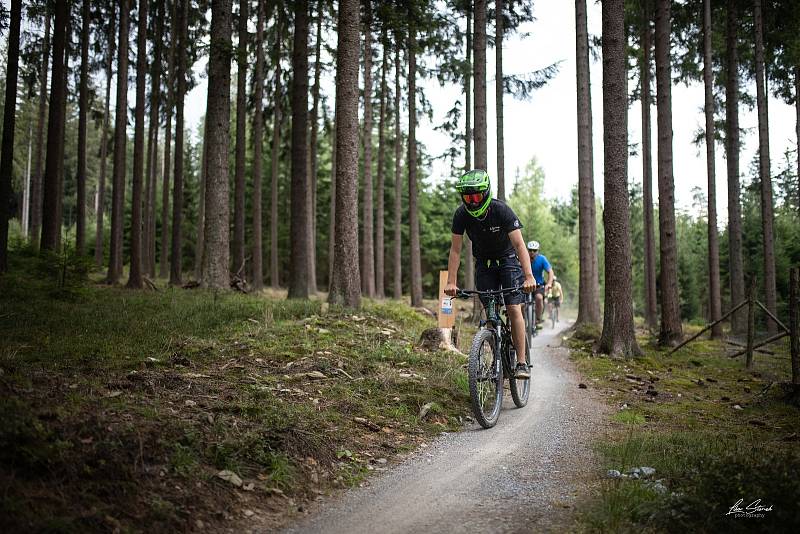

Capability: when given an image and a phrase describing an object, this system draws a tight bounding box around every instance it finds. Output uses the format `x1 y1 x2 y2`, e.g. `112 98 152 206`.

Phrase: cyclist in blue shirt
527 240 555 327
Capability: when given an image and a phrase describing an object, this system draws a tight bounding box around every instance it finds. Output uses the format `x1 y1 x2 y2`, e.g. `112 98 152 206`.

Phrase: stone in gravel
733 404 743 410
607 469 623 479
646 390 658 396
640 466 656 477
578 383 587 389
652 482 668 494
216 470 243 487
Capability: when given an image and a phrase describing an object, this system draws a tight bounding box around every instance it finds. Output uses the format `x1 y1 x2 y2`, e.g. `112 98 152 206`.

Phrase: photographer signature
726 498 773 516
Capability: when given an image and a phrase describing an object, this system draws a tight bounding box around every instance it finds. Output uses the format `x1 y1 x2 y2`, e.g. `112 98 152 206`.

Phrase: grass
0 249 471 532
569 324 800 533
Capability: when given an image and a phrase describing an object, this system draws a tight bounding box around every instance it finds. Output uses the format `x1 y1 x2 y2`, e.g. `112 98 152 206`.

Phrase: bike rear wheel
468 328 503 428
525 295 535 345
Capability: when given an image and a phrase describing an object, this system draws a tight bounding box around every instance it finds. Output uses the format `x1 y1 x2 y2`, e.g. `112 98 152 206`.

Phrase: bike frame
458 289 518 379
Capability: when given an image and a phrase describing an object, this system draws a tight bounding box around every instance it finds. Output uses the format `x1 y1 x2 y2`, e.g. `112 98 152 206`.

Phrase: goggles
462 192 485 205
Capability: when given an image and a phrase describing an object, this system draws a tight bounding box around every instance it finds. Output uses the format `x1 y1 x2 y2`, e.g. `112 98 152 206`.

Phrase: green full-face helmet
456 169 492 218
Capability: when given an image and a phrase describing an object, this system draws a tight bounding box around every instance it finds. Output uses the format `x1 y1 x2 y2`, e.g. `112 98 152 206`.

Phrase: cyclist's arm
546 268 555 289
445 233 463 293
508 230 534 280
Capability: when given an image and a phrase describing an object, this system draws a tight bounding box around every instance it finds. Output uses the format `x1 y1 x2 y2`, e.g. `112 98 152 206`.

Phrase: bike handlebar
452 287 522 299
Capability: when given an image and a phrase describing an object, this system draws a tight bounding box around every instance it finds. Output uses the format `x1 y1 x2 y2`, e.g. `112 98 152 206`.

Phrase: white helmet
526 240 540 251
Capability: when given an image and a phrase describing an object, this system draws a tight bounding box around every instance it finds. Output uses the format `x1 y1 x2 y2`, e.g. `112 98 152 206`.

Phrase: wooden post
438 271 456 329
746 283 756 370
790 268 799 385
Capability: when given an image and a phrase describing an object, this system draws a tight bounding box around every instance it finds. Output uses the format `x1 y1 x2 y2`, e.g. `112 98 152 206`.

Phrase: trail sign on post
438 271 456 329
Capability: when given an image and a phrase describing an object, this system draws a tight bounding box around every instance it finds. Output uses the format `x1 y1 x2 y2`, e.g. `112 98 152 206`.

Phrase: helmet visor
462 191 486 207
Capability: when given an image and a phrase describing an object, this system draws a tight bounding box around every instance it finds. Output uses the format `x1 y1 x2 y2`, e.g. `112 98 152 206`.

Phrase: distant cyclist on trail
547 275 563 323
444 170 536 379
527 240 555 328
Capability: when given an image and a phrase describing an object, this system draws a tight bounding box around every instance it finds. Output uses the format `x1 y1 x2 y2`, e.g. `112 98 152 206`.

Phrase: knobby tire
468 328 503 428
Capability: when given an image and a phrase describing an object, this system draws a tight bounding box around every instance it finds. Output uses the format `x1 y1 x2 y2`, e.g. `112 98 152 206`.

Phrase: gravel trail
279 322 609 534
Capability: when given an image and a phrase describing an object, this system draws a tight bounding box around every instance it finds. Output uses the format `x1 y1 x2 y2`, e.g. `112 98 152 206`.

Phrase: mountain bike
549 298 560 329
525 291 537 344
452 287 532 429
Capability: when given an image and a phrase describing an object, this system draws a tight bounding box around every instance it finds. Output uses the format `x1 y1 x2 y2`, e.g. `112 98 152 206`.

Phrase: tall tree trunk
753 0 777 334
41 0 69 253
75 0 90 256
703 0 722 338
288 0 310 299
474 0 487 173
251 0 266 290
408 10 422 307
195 122 207 281
170 0 188 286
270 21 282 290
22 123 32 238
95 13 115 267
31 14 51 248
598 0 641 357
361 0 375 297
495 0 505 201
796 66 800 218
641 2 657 330
127 0 149 288
0 0 22 271
328 110 337 290
308 0 323 294
202 0 233 290
392 44 402 299
472 0 488 318
465 5 474 293
725 0 745 332
145 2 164 277
160 0 176 279
375 30 388 298
328 0 361 308
233 0 248 280
655 0 682 346
575 0 601 326
55 30 69 253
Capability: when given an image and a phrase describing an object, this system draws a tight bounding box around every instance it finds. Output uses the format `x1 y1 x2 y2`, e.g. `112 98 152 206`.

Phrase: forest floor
568 322 800 532
0 249 474 532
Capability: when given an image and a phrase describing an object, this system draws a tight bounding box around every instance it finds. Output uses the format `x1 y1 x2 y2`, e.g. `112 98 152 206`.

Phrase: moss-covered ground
569 322 800 533
0 251 470 532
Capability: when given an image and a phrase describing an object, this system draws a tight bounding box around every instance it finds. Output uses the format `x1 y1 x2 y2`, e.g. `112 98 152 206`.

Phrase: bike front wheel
509 333 531 408
468 328 503 428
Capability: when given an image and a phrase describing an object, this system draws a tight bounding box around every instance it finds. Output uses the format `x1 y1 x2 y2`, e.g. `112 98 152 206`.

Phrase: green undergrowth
0 252 470 532
568 324 800 533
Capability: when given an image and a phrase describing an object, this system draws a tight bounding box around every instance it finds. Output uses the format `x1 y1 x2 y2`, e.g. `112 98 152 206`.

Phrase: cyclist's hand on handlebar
444 282 459 297
522 275 536 294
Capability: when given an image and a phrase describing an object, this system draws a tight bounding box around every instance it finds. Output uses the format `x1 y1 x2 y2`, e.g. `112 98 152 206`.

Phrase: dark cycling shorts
552 296 561 307
475 254 525 307
534 286 546 297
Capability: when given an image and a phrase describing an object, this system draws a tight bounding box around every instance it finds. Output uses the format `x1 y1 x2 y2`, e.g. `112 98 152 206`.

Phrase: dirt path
280 323 608 534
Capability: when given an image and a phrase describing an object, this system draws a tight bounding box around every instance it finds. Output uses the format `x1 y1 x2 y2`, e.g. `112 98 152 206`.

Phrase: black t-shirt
451 199 523 261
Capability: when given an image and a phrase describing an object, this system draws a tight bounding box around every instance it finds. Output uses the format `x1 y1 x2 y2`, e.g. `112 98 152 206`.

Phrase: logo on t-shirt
513 220 520 228
489 226 500 232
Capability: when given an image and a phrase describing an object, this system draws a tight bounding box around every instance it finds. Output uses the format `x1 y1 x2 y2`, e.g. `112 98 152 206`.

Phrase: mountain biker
546 275 563 322
527 241 554 327
444 170 536 379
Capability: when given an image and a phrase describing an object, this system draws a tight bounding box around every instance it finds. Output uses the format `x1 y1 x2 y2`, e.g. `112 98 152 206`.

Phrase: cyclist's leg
535 289 545 322
499 256 526 366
